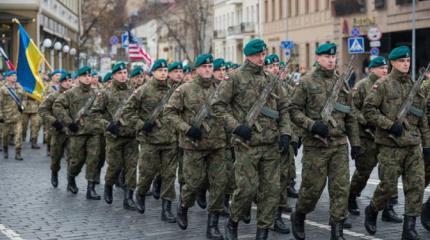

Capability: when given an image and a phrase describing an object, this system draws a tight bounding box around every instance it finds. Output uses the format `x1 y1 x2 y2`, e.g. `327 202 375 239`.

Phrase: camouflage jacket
23 97 40 113
363 68 430 147
38 86 67 134
0 83 26 123
164 75 226 150
52 84 101 136
121 78 177 145
288 65 360 147
352 73 379 139
90 80 135 138
211 60 291 146
42 82 59 98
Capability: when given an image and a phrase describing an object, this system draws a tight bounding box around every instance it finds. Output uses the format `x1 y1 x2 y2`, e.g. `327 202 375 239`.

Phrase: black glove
278 135 290 155
185 126 202 141
0 118 4 123
311 121 329 138
107 122 119 135
424 148 430 165
68 123 79 133
351 146 362 160
291 141 299 156
233 125 252 141
52 120 64 131
142 122 155 133
388 122 403 137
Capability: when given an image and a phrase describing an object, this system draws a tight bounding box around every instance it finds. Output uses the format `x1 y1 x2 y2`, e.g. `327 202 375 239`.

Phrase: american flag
128 31 153 67
0 46 16 70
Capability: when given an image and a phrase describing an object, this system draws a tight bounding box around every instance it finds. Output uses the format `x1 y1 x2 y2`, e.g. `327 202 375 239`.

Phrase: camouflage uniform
42 83 60 152
211 60 291 229
22 97 41 144
288 65 360 222
363 68 430 216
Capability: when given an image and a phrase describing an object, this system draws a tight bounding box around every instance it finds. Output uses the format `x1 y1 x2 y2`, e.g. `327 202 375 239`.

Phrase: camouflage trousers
177 147 185 186
230 143 280 229
279 145 296 209
137 143 177 201
67 135 101 182
180 148 227 213
21 112 41 141
2 120 23 150
50 131 68 173
371 145 424 216
296 144 349 222
225 147 235 195
104 136 138 189
94 135 106 184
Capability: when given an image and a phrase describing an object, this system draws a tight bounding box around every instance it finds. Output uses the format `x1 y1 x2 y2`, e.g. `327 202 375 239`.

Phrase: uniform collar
195 75 212 88
151 78 169 89
368 73 379 82
313 64 335 78
390 68 410 83
243 60 264 75
112 79 128 90
79 83 92 92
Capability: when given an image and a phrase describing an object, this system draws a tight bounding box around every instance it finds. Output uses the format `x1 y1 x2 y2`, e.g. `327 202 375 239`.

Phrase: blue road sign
351 27 361 37
121 33 129 48
281 40 294 49
348 37 365 54
110 36 119 45
370 47 380 56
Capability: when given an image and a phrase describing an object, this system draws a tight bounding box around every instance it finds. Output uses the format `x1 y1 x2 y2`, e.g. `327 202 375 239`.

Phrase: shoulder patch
352 87 358 91
372 84 379 90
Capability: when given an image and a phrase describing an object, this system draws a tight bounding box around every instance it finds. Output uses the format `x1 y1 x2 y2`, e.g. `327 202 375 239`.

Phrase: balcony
214 30 227 39
227 22 256 36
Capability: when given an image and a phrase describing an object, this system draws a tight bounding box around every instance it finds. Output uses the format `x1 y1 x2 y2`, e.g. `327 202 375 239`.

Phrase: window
325 0 330 10
272 0 276 21
295 0 299 16
279 0 283 19
251 5 255 22
287 0 292 17
305 0 309 14
265 0 269 22
315 0 319 12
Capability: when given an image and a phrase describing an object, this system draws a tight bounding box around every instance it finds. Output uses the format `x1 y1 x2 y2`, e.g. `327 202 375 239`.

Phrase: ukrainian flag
16 24 45 101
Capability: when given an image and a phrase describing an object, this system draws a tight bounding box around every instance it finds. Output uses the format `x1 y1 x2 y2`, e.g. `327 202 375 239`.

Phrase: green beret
168 61 183 72
279 61 286 69
232 63 241 69
59 71 71 82
194 54 213 68
368 56 387 68
264 54 280 65
183 65 192 73
243 39 267 56
76 66 91 77
102 72 112 83
3 70 17 77
213 58 225 71
112 62 127 74
151 59 168 72
225 61 233 70
130 67 144 78
50 69 65 77
316 43 337 55
388 46 411 60
91 70 98 77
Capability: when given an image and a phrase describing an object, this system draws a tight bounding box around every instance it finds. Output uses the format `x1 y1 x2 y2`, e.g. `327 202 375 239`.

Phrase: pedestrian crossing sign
348 37 365 54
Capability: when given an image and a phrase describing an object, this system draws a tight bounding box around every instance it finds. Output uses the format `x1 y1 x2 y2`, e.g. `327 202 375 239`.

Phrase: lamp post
54 41 62 69
42 38 52 72
63 45 70 69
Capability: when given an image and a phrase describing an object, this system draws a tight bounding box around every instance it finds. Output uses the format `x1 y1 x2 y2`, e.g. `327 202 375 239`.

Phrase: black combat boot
402 216 420 240
51 171 58 188
123 188 136 210
330 219 346 240
86 181 101 200
390 196 399 205
152 177 161 199
287 179 299 198
256 228 269 240
3 146 7 159
31 138 40 149
242 206 251 224
161 199 176 223
15 149 23 161
135 192 145 214
104 185 113 204
274 208 290 234
343 217 352 229
67 175 79 194
206 212 223 240
382 202 402 223
421 198 430 231
348 195 360 216
177 203 188 230
224 218 238 240
196 189 207 209
291 211 306 240
364 204 378 235
220 194 230 217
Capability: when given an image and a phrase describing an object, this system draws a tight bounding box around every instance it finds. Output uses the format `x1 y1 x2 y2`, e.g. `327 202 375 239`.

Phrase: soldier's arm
352 83 367 125
0 89 4 119
164 87 191 133
211 76 239 131
89 91 110 127
362 84 393 130
52 92 73 126
288 82 315 131
276 83 292 136
38 94 57 125
121 88 145 131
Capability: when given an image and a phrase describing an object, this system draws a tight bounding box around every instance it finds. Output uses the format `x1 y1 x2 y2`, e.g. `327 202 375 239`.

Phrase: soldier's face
61 79 73 89
266 63 280 75
247 51 266 67
183 73 193 82
168 69 184 82
52 73 61 83
196 64 213 79
316 54 336 70
391 58 410 73
213 67 226 81
113 69 128 83
78 73 91 85
6 74 17 83
371 65 388 78
153 68 168 81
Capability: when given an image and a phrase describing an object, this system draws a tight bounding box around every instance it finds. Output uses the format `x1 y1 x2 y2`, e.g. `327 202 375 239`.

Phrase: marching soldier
363 46 430 240
121 59 178 222
0 70 26 160
38 71 73 187
422 69 430 231
288 43 360 240
130 66 145 89
102 72 113 89
53 66 102 200
22 92 42 149
183 65 193 83
90 62 138 210
348 56 402 223
211 39 292 240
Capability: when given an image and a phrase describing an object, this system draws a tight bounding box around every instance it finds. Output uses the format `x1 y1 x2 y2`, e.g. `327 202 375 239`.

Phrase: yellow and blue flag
16 24 45 101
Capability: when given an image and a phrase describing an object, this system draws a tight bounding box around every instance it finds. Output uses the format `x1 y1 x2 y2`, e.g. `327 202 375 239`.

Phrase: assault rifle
146 83 179 128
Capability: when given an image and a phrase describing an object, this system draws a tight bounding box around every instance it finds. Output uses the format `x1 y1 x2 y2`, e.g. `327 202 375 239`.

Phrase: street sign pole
412 0 416 81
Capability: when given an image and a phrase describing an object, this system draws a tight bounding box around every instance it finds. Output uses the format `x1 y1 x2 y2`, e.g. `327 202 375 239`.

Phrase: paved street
1 137 430 240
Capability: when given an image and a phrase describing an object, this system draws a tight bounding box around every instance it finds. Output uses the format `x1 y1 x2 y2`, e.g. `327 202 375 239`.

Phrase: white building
213 0 261 64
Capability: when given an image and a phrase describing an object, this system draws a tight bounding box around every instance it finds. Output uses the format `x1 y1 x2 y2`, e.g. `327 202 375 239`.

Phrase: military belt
334 103 351 114
409 105 424 118
260 106 279 120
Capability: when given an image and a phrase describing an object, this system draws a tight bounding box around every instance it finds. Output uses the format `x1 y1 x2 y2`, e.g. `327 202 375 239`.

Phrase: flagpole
12 18 54 72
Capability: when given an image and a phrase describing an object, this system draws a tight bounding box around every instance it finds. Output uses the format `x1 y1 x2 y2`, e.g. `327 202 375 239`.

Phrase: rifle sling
260 106 279 120
334 103 351 114
409 105 424 118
